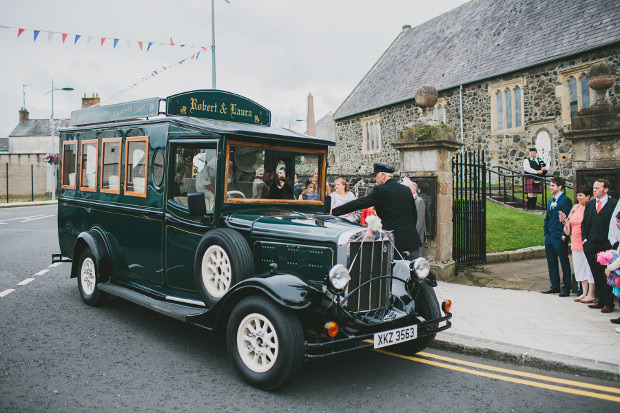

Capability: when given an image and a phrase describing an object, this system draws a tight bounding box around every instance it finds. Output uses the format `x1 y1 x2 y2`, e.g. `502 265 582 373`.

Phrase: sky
0 0 470 140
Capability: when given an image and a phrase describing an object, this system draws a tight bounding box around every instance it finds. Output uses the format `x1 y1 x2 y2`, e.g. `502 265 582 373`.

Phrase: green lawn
486 201 545 252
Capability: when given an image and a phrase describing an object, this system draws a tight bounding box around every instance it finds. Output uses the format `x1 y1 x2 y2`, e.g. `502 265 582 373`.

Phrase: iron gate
452 150 487 267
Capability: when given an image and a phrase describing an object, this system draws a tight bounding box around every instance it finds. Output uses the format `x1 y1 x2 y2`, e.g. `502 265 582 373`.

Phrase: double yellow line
374 348 620 402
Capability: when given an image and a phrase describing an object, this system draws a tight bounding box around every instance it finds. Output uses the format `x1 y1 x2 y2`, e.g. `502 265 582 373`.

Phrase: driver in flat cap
332 163 422 259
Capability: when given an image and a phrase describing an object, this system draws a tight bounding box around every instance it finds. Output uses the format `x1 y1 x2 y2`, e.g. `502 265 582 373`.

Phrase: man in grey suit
404 178 427 257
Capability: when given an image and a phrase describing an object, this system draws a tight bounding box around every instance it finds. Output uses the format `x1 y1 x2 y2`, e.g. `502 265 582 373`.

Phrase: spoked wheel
393 282 440 354
77 248 109 306
227 296 303 390
194 229 253 307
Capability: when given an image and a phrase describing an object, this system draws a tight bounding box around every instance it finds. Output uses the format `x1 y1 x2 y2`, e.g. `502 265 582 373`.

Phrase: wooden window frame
100 137 122 195
79 139 99 193
61 140 78 190
224 140 326 205
124 136 149 198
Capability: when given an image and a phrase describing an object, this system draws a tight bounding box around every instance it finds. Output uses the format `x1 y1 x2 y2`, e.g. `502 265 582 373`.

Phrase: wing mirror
188 192 207 216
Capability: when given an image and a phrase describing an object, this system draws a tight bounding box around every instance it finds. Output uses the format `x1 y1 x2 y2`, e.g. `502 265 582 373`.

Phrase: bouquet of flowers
42 153 59 165
596 249 620 297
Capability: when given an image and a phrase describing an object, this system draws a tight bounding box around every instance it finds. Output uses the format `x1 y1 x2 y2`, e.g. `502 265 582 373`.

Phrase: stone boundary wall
0 153 51 196
334 45 620 180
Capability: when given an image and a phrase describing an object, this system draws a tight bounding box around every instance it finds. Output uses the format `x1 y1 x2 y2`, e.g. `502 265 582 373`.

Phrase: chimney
82 93 101 109
306 92 316 137
19 107 29 123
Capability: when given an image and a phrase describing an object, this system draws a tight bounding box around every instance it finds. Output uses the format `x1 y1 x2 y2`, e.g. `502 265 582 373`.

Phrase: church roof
334 0 620 120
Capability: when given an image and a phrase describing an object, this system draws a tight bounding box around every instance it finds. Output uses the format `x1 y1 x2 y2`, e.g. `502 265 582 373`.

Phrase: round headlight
328 264 351 291
413 257 430 279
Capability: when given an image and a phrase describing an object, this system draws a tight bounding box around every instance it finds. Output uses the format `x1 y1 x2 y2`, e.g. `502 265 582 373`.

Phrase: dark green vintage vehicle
53 90 451 390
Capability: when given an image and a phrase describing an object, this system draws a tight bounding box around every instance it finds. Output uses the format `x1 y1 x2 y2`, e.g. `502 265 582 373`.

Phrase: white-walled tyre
194 229 254 307
227 296 303 390
77 248 109 306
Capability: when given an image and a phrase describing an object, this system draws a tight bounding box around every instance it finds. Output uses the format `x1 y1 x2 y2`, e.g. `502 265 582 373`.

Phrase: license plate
373 324 417 349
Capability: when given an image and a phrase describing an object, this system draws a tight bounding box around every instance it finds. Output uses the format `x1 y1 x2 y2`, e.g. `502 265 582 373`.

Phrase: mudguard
189 273 317 330
70 229 112 282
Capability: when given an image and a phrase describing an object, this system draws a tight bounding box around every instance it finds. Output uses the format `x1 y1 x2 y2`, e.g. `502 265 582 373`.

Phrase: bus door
164 142 218 293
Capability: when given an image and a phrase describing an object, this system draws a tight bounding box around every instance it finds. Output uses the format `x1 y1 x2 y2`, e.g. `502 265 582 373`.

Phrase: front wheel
77 248 109 306
394 282 440 354
226 296 304 390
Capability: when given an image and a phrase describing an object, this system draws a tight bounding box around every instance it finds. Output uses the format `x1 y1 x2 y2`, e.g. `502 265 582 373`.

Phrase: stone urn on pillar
392 85 463 280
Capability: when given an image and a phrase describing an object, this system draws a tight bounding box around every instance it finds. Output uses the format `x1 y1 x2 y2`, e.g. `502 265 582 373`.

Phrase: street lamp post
45 78 73 201
211 0 230 89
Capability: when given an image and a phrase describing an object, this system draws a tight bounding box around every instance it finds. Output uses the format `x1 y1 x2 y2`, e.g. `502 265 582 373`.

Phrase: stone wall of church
333 45 620 183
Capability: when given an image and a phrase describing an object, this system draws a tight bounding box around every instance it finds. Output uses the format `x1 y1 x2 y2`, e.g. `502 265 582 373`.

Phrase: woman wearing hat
523 148 547 210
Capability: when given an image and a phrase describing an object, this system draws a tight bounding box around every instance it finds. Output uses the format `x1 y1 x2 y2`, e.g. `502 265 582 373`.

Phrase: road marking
0 214 54 225
49 263 62 268
35 269 49 276
0 289 16 297
17 278 35 286
416 351 620 394
374 348 620 402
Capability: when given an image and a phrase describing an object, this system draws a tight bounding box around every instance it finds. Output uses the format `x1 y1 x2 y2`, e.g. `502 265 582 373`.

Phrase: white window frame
361 115 382 154
489 78 526 134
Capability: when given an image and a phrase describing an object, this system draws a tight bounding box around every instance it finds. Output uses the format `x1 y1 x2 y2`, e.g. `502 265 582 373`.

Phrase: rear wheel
77 248 109 306
394 282 440 354
226 296 304 390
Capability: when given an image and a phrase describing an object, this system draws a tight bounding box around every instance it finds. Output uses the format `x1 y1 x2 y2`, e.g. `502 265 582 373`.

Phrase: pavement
433 255 620 382
3 200 620 381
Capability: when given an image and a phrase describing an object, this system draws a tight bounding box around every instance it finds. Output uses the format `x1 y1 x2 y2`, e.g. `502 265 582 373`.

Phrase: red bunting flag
62 33 68 43
138 41 143 51
201 46 207 51
17 28 25 37
170 37 175 45
190 54 195 60
101 38 106 46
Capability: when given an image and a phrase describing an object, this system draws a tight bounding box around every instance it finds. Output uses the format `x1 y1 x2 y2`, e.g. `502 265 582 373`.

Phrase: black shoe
610 317 620 324
559 291 570 297
541 288 560 294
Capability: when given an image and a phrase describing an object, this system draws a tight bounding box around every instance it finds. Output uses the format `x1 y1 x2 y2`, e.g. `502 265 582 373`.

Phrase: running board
98 283 208 322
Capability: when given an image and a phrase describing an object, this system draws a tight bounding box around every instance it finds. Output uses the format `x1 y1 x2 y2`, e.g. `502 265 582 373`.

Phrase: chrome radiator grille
346 234 393 312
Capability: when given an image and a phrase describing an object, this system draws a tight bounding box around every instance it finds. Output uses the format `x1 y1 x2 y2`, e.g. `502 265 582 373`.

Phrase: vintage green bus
53 90 451 390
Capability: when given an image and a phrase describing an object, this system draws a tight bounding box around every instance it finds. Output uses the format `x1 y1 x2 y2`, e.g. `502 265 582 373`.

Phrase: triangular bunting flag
87 36 93 44
113 38 119 48
101 38 106 46
190 54 195 60
126 40 131 49
179 59 185 65
17 28 25 37
48 32 54 42
62 33 68 43
147 42 153 51
138 41 143 51
74 34 81 44
201 46 207 51
196 51 201 60
170 37 174 45
34 30 40 41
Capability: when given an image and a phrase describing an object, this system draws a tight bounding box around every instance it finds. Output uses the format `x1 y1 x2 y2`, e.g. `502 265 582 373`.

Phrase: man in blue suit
541 176 573 296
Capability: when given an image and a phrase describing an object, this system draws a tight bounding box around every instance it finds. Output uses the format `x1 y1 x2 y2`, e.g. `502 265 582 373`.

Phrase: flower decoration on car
42 153 59 165
366 215 382 232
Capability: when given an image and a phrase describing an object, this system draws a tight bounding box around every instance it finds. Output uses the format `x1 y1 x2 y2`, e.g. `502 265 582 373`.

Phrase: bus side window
125 136 149 197
79 139 99 192
171 146 216 210
61 140 78 189
101 138 122 193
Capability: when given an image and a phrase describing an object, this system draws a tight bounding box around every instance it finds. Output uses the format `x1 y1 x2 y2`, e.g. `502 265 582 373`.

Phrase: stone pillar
392 138 463 280
562 62 620 196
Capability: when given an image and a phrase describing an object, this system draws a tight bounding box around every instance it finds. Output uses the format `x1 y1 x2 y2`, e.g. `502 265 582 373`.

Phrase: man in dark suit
581 179 619 313
332 163 422 259
541 176 573 296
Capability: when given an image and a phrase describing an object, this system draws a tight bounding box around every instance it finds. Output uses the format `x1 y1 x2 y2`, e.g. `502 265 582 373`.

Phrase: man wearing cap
523 148 547 210
332 163 422 259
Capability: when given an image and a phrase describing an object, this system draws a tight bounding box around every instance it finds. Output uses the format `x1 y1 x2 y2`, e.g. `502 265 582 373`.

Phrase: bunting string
0 24 206 50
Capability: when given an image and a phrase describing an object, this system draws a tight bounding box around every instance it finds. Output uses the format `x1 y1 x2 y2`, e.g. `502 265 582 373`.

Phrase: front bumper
304 311 452 358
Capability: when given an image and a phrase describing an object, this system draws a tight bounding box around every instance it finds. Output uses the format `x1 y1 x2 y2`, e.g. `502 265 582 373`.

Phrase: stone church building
332 0 620 180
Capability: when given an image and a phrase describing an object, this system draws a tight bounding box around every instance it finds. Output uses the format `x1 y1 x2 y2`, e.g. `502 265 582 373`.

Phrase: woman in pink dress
560 185 595 303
